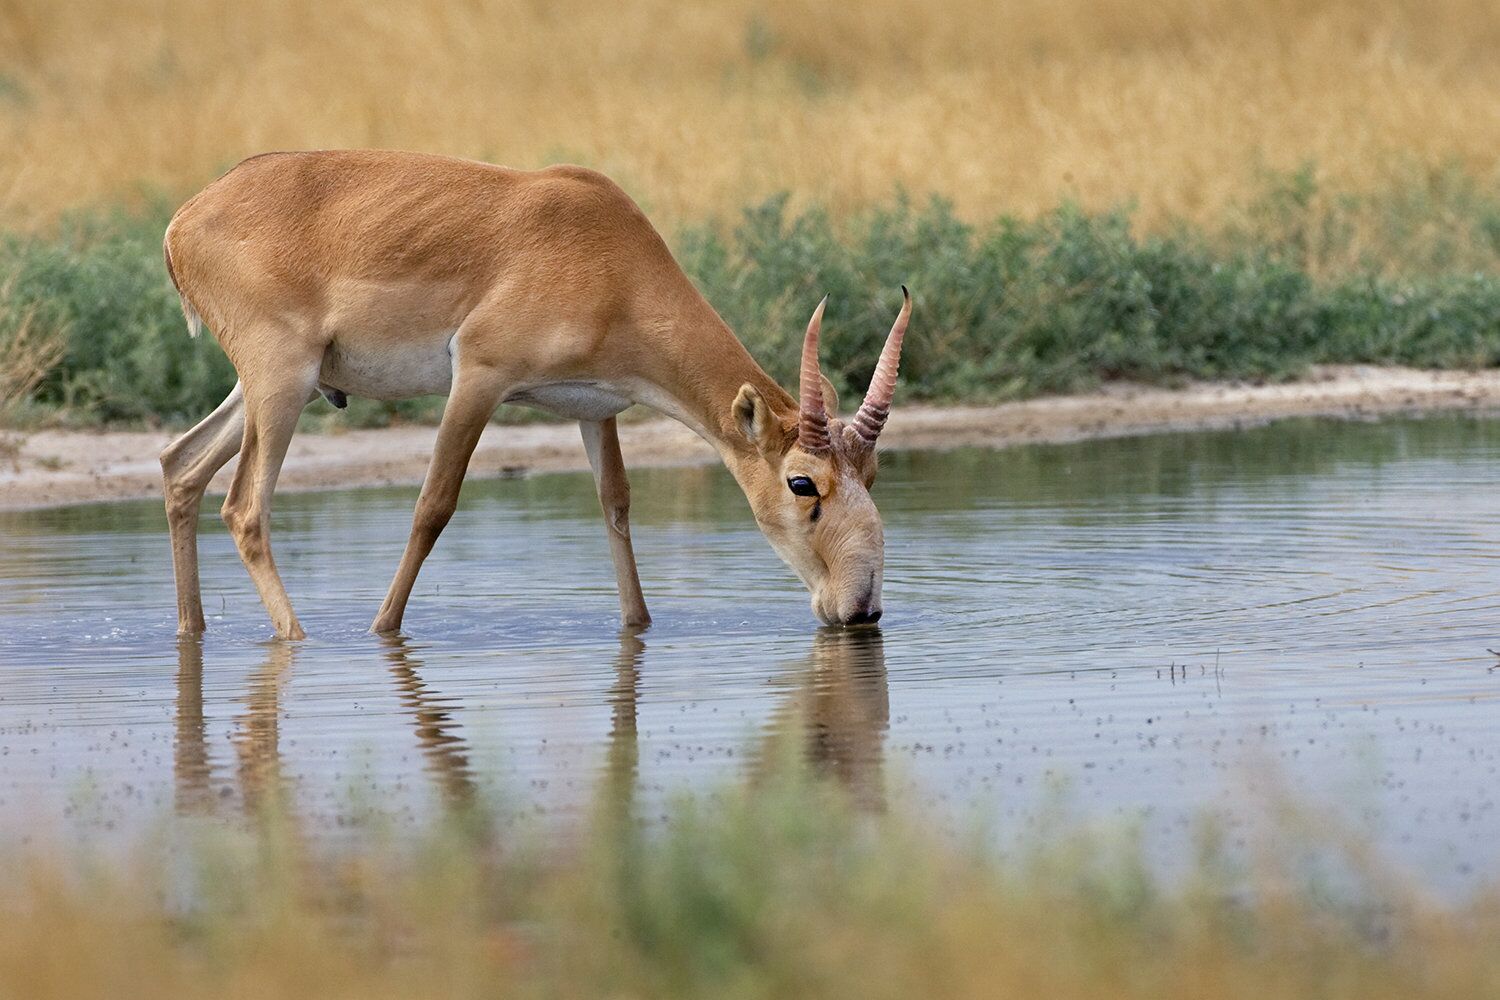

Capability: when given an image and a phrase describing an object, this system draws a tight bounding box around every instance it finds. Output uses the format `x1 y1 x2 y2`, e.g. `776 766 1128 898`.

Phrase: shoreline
3 364 1500 512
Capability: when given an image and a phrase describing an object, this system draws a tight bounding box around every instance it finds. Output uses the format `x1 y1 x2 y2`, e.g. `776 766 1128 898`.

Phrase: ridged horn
849 286 911 448
798 296 831 453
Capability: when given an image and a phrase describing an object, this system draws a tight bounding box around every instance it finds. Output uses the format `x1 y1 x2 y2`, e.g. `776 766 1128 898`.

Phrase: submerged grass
2 171 1499 427
0 773 1496 1000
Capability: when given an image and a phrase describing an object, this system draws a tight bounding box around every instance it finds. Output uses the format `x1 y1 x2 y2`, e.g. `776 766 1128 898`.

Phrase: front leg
580 417 651 627
371 367 506 634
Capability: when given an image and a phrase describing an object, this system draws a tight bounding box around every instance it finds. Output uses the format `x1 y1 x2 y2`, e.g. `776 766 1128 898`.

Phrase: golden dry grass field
3 0 1500 231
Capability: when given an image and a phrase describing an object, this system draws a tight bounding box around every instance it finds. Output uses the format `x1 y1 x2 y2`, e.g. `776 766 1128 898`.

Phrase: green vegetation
0 203 237 426
2 171 1499 428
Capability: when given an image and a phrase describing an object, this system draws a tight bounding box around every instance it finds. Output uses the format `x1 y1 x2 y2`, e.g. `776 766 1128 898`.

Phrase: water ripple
0 414 1497 893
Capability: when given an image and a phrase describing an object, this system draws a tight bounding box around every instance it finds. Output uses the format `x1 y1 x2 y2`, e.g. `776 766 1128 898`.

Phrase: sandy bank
3 365 1499 512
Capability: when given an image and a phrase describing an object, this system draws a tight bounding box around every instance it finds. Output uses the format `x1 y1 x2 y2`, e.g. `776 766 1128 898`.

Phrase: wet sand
4 364 1500 511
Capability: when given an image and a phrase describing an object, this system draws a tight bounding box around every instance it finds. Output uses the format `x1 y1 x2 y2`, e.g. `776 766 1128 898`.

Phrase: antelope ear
819 374 840 416
733 384 784 456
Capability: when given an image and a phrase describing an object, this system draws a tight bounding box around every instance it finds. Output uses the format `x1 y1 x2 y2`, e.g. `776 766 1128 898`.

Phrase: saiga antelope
160 150 911 639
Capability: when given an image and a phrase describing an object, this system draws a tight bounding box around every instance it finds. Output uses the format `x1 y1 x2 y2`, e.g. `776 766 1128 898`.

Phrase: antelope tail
162 230 204 339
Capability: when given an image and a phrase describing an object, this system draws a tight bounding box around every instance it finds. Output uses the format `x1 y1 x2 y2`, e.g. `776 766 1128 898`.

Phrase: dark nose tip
845 608 882 626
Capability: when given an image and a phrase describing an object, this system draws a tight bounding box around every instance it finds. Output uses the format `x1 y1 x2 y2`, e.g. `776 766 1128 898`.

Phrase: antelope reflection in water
174 626 887 823
173 637 480 820
760 627 890 810
173 637 295 818
379 635 478 809
595 627 888 818
173 637 214 814
235 641 295 816
601 628 647 822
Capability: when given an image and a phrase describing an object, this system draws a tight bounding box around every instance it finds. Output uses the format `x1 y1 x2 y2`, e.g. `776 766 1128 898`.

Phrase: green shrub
3 173 1498 428
0 204 234 424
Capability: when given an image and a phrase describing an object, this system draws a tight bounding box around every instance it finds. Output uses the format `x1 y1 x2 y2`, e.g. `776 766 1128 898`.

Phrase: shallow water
1 415 1497 894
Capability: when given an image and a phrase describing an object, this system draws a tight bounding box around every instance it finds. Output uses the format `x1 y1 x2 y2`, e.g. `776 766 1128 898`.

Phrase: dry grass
0 282 64 459
2 0 1500 233
0 787 1496 1000
0 297 62 413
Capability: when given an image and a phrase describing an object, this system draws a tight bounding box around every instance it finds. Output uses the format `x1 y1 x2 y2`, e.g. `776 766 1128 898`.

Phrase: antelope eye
787 476 818 497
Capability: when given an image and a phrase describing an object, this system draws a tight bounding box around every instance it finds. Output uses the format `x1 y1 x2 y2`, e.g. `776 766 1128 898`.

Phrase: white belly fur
319 332 456 400
320 330 633 421
507 382 633 422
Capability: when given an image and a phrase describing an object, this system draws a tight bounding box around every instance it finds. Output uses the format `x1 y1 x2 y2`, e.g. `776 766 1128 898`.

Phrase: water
1 415 1497 894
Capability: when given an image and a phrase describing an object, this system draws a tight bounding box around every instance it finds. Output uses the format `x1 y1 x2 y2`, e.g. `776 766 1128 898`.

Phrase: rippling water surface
1 416 1497 893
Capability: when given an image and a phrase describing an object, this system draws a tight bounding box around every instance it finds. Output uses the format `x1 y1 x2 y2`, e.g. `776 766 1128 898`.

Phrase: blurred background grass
2 770 1498 1000
0 0 1498 427
3 0 1500 234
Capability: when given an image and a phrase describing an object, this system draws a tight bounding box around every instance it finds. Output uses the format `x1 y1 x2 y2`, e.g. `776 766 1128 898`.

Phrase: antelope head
732 289 911 627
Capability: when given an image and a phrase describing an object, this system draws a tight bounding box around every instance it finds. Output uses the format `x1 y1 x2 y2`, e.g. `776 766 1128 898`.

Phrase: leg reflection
381 635 478 810
602 627 647 822
175 638 298 818
174 636 214 814
233 640 295 818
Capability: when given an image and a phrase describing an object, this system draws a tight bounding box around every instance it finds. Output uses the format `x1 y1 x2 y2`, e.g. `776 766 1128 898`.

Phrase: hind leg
161 383 246 635
220 363 321 640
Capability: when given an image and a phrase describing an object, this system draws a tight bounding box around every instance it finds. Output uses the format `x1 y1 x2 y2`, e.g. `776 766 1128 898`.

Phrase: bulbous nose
836 570 883 627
